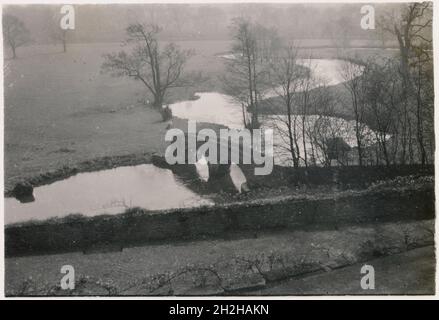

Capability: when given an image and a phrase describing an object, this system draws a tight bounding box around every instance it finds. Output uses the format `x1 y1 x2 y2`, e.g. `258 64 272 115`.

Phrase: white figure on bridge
230 163 249 193
195 155 209 182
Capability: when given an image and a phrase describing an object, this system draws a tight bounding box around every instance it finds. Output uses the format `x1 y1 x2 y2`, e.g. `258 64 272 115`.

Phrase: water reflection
5 165 213 225
170 92 244 129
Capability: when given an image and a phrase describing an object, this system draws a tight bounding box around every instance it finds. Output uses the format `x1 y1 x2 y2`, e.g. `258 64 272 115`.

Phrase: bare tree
3 14 31 59
222 18 272 129
267 45 304 167
51 23 69 53
102 23 196 120
411 48 434 166
378 2 432 80
362 59 402 166
296 58 318 167
340 61 367 166
308 84 346 167
378 2 433 165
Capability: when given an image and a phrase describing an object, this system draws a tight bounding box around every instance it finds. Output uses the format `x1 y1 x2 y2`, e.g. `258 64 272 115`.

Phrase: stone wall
5 184 434 257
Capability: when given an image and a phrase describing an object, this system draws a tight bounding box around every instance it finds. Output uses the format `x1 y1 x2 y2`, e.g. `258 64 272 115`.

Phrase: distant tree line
4 3 404 44
3 12 73 58
3 14 31 59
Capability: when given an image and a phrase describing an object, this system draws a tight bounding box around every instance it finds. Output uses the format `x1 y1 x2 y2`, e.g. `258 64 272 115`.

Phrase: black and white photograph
1 1 436 298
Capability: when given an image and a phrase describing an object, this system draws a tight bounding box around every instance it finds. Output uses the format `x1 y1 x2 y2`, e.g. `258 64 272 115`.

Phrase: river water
170 59 352 128
5 165 213 225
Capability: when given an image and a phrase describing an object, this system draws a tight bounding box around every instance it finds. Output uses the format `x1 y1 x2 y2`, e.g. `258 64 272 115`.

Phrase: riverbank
4 115 224 195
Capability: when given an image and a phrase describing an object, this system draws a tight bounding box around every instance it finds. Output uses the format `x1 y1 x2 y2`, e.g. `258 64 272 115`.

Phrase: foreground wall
242 164 434 189
5 184 434 257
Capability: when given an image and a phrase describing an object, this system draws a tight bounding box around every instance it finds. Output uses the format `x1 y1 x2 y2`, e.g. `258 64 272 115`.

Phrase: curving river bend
169 58 379 166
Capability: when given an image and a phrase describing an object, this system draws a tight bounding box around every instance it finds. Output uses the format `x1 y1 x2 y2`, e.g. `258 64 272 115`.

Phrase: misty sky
4 3 405 44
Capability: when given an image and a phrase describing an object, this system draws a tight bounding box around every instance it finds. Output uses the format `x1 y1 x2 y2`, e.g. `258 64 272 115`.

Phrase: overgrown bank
6 175 434 257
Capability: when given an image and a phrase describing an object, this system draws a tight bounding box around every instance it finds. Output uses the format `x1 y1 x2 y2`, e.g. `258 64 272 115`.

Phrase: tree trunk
352 92 363 167
415 60 427 167
301 91 309 167
153 95 163 109
286 90 299 168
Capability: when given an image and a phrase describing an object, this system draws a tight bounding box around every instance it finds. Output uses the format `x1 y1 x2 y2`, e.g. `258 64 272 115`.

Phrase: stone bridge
152 132 254 192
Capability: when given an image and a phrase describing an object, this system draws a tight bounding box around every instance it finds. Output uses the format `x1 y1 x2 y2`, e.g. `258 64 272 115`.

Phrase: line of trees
221 18 281 130
3 14 31 59
222 2 433 168
3 12 73 58
363 2 433 167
